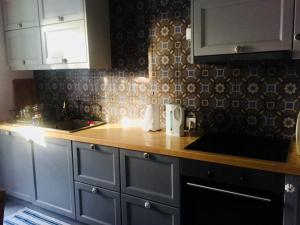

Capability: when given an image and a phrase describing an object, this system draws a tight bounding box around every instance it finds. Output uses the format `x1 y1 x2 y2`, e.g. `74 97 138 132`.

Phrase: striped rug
3 208 70 225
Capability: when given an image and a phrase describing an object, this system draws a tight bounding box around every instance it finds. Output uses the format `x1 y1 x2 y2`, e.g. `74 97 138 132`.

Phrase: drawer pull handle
295 33 300 41
18 23 23 28
5 131 11 136
62 58 68 64
144 201 151 209
91 187 98 193
90 144 96 150
143 153 150 159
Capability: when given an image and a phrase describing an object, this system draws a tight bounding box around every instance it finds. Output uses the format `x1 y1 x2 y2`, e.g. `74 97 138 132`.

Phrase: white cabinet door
293 0 300 59
38 0 84 25
193 0 294 56
6 28 42 69
41 20 88 65
3 0 39 31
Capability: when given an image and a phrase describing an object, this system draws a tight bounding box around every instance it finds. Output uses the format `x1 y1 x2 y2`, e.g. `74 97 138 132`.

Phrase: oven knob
285 184 295 193
240 176 247 184
207 170 214 178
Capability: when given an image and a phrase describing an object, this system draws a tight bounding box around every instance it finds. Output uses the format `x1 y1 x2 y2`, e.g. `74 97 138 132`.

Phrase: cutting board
13 79 37 110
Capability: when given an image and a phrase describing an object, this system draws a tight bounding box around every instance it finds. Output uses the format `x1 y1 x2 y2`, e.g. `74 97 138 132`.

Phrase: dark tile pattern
34 0 300 138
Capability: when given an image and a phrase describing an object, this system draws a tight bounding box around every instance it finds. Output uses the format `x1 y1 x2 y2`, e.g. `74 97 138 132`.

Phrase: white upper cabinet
3 0 39 31
293 0 300 59
192 0 294 56
41 21 88 65
38 0 84 26
6 28 42 70
2 0 111 70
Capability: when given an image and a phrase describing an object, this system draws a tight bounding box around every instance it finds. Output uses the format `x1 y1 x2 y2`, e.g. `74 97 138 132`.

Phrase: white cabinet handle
143 153 150 159
144 201 151 209
285 184 295 193
234 45 242 53
58 16 64 22
91 187 98 193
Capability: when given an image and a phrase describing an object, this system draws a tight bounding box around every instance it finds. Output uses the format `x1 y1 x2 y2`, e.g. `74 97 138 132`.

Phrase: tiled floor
4 198 84 225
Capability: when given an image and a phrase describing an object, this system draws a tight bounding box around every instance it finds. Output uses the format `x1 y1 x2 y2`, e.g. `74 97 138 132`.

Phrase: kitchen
0 0 300 225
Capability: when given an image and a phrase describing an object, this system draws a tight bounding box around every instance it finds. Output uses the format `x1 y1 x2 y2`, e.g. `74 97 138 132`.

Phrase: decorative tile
34 0 300 138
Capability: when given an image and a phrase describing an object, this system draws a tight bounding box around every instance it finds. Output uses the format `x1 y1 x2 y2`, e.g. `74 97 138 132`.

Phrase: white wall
0 3 33 121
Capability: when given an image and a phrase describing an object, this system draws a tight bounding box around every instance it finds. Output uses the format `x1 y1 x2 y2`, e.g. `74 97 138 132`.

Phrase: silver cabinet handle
285 184 295 193
58 16 64 22
143 153 150 159
187 182 272 202
62 58 68 64
234 45 242 53
144 201 151 209
91 187 98 193
90 144 96 150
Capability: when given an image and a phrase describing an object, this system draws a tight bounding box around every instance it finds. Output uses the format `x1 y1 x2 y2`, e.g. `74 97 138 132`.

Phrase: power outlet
186 118 196 130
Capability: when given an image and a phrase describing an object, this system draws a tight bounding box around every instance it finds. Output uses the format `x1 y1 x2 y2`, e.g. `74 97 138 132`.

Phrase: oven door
182 177 284 225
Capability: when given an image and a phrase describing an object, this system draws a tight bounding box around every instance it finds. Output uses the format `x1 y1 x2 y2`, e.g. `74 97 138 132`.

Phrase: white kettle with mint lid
165 104 184 137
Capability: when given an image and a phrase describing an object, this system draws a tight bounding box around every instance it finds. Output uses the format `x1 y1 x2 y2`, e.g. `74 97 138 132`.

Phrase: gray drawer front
75 182 121 225
120 150 180 207
121 194 180 225
73 142 120 191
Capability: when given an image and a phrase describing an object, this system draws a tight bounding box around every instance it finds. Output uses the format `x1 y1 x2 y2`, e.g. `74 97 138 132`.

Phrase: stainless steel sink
13 119 106 133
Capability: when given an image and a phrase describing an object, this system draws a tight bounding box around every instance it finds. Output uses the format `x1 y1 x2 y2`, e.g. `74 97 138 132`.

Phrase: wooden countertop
1 123 300 176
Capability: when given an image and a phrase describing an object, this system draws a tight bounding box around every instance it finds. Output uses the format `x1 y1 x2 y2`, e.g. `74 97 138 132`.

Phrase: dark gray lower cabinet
75 182 121 225
121 194 180 225
32 138 75 219
120 150 180 207
284 175 300 225
0 131 34 202
73 142 120 191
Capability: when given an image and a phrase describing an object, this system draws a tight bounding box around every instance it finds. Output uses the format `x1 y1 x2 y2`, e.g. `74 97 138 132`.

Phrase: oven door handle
186 182 272 203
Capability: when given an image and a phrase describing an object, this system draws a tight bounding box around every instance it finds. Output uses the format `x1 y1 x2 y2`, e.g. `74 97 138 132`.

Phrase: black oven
181 159 285 225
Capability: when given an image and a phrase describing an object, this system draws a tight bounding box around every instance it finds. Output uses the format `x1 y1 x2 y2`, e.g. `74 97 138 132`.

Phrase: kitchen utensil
165 104 184 136
143 104 160 132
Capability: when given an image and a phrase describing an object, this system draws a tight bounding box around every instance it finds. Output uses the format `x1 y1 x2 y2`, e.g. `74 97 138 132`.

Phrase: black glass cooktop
185 132 291 162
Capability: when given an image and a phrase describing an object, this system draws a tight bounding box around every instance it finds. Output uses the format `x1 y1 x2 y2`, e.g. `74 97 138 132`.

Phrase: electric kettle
165 104 184 137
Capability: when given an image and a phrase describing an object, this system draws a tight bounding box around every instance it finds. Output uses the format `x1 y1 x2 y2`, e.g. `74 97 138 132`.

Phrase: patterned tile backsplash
34 0 300 138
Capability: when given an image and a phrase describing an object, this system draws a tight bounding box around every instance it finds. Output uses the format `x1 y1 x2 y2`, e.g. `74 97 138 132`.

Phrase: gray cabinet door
192 0 294 56
32 138 75 219
73 142 120 191
284 175 300 225
75 182 121 225
121 194 180 225
294 0 300 59
0 131 34 202
120 150 180 207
